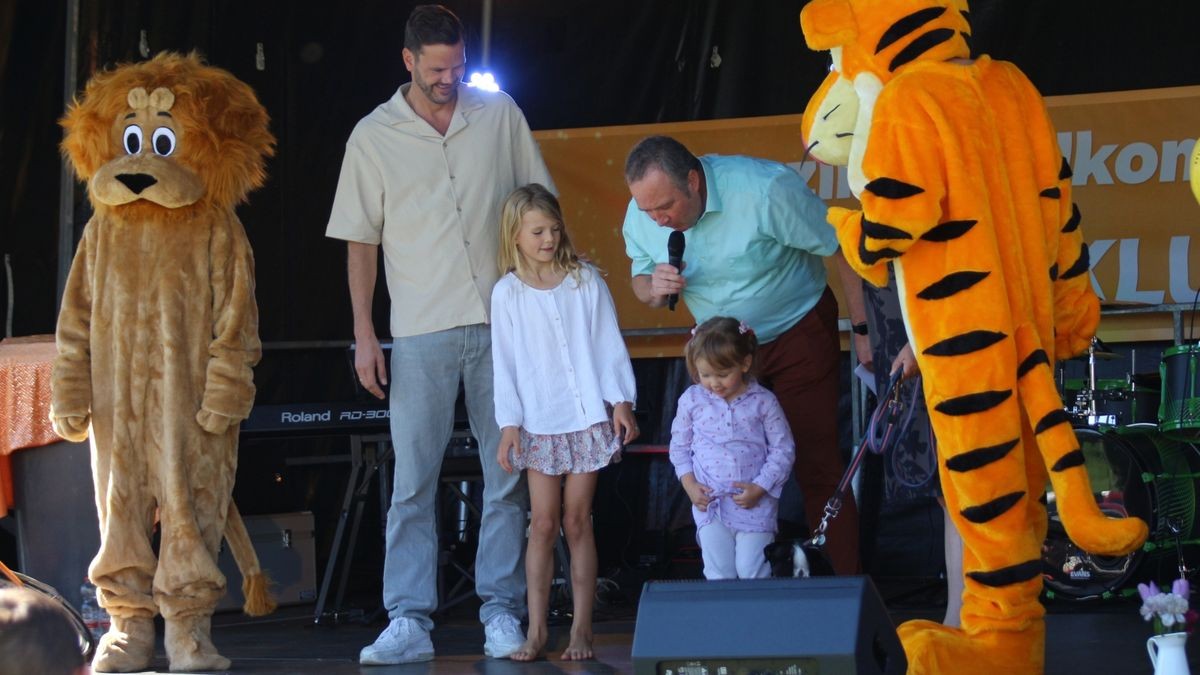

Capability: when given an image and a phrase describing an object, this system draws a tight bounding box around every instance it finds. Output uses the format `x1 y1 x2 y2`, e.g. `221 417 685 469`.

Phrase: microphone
667 230 685 311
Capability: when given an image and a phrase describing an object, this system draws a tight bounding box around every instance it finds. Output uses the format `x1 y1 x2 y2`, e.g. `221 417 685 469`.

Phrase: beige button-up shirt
326 83 555 338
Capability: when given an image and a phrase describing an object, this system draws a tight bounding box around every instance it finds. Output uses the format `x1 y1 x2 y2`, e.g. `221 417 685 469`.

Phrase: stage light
468 71 500 92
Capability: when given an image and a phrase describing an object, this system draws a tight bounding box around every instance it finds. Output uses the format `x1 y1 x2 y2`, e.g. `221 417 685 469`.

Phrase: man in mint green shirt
622 135 865 575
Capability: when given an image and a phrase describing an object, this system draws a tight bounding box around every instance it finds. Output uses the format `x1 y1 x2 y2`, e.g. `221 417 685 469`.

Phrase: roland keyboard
241 400 391 435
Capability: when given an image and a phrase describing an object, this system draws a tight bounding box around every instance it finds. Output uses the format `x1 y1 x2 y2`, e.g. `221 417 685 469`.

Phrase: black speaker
632 576 906 675
11 439 99 612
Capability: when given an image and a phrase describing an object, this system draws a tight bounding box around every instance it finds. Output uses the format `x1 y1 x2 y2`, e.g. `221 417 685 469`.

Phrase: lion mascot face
61 51 274 221
52 52 276 672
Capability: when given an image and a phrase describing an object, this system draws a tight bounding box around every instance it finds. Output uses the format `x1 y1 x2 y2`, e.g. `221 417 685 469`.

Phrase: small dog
764 540 814 578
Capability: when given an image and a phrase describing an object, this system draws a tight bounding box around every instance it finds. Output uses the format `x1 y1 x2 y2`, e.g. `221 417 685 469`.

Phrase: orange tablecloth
0 336 62 518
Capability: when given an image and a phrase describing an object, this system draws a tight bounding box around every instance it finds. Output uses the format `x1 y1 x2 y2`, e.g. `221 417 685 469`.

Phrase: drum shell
1159 343 1200 438
1043 425 1200 600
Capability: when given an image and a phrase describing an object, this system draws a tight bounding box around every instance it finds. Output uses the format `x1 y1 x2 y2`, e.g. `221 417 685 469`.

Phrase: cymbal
1066 335 1124 361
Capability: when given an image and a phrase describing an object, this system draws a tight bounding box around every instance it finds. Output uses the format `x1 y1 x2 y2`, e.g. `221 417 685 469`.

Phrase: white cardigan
491 265 636 435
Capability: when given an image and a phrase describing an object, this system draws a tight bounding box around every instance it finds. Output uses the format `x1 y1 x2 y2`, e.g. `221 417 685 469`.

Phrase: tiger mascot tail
798 1 1148 672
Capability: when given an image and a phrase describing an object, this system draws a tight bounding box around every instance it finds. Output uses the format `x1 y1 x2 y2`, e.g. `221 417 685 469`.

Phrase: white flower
1138 581 1191 634
1160 594 1189 628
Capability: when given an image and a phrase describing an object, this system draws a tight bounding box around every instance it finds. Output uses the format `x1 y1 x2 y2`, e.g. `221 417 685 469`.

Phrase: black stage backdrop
4 0 1200 347
5 0 1200 584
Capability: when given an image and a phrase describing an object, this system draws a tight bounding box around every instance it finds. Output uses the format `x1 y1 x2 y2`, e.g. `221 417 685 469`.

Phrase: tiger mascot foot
898 620 1045 675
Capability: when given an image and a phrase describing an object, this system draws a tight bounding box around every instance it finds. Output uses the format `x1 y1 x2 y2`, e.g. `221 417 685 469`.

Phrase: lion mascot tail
223 502 277 616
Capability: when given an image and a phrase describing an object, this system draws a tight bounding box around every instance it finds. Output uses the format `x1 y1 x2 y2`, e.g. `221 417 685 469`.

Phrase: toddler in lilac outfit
669 316 796 580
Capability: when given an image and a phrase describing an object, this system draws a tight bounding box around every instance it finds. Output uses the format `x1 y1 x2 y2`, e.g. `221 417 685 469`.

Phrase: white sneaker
359 617 434 665
483 613 525 659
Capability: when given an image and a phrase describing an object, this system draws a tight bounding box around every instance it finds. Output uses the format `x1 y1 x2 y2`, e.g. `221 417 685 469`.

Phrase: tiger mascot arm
1050 156 1099 361
826 74 949 289
1002 63 1097 360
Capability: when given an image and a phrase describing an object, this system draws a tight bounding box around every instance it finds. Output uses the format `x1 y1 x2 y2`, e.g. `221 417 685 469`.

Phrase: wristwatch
851 322 869 336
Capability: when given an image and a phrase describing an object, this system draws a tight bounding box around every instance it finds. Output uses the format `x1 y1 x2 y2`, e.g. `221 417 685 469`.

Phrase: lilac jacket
669 382 796 533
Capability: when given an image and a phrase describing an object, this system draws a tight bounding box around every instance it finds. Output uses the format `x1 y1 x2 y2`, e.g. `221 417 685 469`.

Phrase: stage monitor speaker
632 576 906 675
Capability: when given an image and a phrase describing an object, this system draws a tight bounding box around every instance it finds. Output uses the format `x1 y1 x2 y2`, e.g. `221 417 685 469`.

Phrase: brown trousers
758 286 860 575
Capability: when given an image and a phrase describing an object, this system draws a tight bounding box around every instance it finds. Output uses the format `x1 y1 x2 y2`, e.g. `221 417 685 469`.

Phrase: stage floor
113 578 1193 674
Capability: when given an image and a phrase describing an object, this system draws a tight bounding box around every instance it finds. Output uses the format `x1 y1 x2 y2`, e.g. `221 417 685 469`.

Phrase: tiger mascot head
799 0 970 186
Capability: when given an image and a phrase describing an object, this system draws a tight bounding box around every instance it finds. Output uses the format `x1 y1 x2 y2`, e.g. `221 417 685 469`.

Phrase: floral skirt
514 420 622 475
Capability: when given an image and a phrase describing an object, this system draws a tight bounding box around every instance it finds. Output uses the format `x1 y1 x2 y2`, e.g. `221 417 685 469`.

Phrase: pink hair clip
738 321 753 336
690 325 699 336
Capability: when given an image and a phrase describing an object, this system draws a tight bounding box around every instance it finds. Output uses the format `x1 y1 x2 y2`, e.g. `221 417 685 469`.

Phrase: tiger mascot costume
798 1 1149 672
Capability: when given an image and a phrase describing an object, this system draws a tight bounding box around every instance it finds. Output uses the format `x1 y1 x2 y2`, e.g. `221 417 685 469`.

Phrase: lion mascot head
60 51 275 222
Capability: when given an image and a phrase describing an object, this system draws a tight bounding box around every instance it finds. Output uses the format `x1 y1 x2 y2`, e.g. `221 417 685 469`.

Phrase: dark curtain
3 0 1200 351
0 1 65 338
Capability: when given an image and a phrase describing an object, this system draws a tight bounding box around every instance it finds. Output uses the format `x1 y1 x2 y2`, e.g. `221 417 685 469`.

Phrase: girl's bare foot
510 633 547 662
560 631 594 661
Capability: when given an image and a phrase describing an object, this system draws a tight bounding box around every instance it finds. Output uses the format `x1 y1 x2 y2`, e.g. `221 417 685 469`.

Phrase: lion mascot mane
798 1 1149 672
52 52 276 672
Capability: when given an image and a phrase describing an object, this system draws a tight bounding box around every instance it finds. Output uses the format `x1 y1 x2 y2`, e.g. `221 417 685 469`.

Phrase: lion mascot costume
51 52 276 672
798 1 1149 672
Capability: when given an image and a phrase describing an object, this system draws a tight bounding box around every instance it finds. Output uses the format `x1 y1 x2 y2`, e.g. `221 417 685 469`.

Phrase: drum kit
1042 338 1200 600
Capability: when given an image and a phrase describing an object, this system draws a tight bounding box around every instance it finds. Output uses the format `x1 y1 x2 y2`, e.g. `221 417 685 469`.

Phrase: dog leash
870 369 936 489
865 369 922 457
809 369 925 548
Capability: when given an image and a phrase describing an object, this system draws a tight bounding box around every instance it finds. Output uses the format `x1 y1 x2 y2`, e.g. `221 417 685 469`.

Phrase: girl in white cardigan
491 183 638 662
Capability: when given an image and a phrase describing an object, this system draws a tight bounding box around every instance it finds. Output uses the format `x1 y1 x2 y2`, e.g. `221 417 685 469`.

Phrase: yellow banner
534 86 1200 357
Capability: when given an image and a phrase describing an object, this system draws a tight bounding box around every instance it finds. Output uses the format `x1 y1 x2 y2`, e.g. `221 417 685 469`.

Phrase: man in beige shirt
325 4 554 665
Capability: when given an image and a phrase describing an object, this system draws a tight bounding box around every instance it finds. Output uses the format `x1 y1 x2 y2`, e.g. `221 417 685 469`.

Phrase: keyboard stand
434 455 484 615
313 433 392 625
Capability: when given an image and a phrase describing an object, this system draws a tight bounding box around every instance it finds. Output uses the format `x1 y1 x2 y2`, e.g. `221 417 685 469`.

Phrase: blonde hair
685 316 759 383
497 183 582 280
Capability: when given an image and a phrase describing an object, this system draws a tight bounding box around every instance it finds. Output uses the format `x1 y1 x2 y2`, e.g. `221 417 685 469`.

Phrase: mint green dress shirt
622 154 837 342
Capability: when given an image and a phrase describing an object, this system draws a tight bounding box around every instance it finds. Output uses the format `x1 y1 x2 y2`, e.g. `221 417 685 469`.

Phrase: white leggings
697 521 774 580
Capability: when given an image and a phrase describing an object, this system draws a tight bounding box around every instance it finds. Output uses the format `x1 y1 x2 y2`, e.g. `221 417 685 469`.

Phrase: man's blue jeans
383 324 528 630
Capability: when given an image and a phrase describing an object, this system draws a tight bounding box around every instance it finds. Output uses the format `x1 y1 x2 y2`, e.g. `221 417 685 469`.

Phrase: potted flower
1139 578 1193 674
